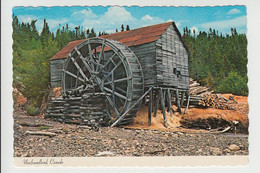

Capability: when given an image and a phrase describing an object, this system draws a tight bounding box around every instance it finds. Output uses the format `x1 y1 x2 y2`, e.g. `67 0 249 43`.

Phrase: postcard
2 0 260 172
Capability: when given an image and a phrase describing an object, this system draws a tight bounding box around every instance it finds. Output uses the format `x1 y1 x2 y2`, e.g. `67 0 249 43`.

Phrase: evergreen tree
121 24 124 32
126 25 130 31
182 27 248 95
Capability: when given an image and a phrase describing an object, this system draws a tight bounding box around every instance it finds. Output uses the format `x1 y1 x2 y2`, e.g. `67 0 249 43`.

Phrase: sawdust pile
125 94 249 133
126 104 182 130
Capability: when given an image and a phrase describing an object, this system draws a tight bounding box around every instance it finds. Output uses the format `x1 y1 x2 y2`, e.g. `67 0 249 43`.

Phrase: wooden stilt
176 89 182 113
148 89 152 126
166 90 170 113
167 89 173 117
184 91 190 114
180 91 185 107
153 90 159 117
159 88 168 128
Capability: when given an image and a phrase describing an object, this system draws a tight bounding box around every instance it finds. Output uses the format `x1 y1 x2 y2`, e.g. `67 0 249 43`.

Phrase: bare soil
13 93 249 157
125 94 248 134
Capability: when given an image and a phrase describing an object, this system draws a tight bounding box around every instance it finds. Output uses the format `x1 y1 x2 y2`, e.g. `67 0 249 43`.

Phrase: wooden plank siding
155 24 189 90
130 42 157 88
50 59 66 87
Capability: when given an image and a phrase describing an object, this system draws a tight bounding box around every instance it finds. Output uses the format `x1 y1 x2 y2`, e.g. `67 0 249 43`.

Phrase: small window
173 68 177 75
177 71 181 77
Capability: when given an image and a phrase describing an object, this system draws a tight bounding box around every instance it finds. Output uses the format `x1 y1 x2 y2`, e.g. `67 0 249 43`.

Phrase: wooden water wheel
62 38 144 126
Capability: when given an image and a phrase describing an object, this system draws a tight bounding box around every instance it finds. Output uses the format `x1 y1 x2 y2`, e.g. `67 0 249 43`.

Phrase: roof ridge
50 22 174 61
101 21 172 38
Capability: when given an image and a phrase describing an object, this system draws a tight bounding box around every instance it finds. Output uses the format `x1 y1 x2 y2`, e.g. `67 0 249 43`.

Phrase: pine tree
126 25 130 31
121 24 124 32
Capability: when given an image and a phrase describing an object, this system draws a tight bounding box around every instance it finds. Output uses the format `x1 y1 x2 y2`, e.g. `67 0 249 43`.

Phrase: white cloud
227 8 241 15
79 7 166 33
71 8 98 22
17 15 38 24
199 16 246 30
141 15 153 21
175 22 181 28
17 7 173 35
46 18 69 30
190 26 199 34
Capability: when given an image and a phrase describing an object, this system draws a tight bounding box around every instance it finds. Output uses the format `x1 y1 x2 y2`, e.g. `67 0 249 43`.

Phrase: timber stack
188 78 237 110
45 90 111 127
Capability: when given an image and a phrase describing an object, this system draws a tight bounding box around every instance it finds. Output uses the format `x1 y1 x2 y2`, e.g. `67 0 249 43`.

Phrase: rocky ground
13 89 249 157
14 114 248 157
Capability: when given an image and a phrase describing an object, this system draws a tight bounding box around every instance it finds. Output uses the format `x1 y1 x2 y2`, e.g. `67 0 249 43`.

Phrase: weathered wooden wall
155 24 189 90
130 42 157 88
50 59 66 87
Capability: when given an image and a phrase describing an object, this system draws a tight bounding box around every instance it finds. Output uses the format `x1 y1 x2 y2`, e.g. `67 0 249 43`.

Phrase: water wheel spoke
78 55 95 75
63 70 85 82
89 60 104 68
88 43 98 71
105 95 120 116
69 56 89 82
97 53 116 74
102 61 123 82
104 77 130 85
104 87 128 101
116 86 127 95
75 70 79 87
98 41 105 63
110 58 117 66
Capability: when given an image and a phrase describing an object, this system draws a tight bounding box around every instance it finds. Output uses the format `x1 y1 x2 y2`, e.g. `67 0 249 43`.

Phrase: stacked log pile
45 93 111 126
188 78 237 110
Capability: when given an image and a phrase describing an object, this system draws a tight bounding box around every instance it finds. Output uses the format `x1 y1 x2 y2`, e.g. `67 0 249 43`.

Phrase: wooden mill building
50 21 189 91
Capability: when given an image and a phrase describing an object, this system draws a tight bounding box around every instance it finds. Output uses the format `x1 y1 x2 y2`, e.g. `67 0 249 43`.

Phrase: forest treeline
182 27 248 96
12 15 248 109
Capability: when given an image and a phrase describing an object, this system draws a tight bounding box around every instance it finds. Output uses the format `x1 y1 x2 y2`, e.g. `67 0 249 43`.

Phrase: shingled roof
50 22 175 61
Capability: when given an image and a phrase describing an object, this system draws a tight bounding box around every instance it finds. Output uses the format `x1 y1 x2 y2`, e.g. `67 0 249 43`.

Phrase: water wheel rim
62 38 144 125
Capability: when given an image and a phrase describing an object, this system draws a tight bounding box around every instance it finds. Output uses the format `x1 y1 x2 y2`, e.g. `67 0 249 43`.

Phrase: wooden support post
153 90 159 117
166 90 170 113
180 91 185 107
111 87 153 127
159 88 168 128
176 89 182 113
167 89 173 118
184 91 190 114
148 89 153 126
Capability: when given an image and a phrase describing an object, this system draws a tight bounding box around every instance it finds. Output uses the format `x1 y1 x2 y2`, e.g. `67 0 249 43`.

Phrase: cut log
25 131 56 136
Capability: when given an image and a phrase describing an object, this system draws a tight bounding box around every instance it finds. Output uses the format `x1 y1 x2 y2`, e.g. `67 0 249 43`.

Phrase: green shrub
217 71 248 96
39 126 50 130
27 106 40 116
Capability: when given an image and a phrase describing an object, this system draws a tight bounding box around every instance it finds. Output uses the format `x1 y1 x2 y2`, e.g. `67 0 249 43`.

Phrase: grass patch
39 126 50 130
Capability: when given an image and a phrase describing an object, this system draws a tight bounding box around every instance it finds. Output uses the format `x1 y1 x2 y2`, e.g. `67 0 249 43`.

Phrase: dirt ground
125 94 248 134
13 90 249 157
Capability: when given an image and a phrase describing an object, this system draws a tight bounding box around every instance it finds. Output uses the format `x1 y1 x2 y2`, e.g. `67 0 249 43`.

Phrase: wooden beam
167 89 173 118
180 91 185 107
148 88 152 126
63 70 85 83
153 90 159 117
184 91 190 114
175 89 182 113
159 88 167 128
111 87 153 127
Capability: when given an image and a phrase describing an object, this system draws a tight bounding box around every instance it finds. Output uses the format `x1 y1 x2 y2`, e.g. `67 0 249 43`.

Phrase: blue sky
12 6 247 35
